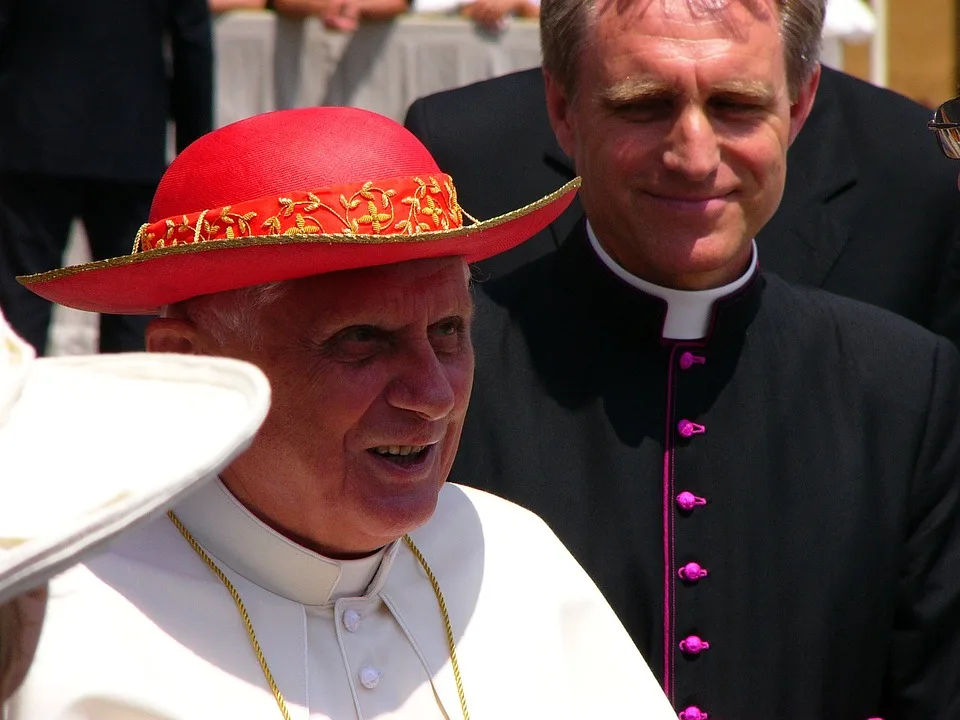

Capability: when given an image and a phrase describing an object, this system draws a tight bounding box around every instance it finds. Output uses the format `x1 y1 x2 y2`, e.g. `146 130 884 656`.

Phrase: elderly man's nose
663 110 721 181
386 349 456 421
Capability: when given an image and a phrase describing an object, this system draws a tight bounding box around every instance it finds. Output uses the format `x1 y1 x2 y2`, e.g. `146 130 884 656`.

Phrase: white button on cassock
343 609 361 633
359 666 382 689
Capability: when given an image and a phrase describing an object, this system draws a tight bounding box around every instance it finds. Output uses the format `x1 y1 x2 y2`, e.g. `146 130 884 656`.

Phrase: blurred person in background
268 0 409 33
457 0 537 31
0 0 213 354
407 0 537 32
207 0 528 45
209 0 271 11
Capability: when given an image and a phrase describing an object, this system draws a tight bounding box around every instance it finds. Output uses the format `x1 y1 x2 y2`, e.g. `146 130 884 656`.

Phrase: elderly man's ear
145 318 204 355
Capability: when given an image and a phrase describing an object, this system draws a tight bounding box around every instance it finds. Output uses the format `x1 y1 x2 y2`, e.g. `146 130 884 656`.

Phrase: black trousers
0 173 156 354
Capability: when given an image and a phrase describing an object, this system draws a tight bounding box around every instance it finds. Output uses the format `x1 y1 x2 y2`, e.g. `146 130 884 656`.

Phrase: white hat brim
0 352 270 604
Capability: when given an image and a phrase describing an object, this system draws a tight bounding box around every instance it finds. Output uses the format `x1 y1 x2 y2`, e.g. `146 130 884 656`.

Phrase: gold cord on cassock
402 534 471 720
167 510 470 720
167 511 292 720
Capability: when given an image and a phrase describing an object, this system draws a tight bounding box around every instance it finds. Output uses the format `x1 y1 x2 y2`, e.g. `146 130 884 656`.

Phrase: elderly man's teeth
373 445 426 456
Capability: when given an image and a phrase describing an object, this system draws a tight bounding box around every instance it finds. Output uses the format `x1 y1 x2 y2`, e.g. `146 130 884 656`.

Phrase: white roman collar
586 221 758 340
173 478 397 607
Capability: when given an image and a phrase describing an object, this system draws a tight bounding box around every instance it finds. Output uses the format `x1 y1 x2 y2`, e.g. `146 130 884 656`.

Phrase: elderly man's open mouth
368 443 435 467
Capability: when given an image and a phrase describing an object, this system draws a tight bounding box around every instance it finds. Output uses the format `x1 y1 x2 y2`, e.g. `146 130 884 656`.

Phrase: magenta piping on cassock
662 345 679 700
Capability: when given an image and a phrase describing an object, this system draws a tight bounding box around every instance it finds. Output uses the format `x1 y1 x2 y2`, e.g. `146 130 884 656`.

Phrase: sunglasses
929 96 960 159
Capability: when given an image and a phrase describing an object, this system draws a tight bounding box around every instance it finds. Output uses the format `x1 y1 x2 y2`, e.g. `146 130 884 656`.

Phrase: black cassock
452 224 960 720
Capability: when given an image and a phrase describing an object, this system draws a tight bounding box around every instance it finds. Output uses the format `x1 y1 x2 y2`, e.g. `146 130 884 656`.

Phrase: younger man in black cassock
452 1 960 719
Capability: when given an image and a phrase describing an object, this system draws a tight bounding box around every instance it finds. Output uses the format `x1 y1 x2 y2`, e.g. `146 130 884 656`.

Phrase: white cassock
10 481 674 719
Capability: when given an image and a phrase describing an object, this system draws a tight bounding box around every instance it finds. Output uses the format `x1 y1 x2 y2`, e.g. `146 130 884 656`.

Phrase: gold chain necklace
167 511 470 720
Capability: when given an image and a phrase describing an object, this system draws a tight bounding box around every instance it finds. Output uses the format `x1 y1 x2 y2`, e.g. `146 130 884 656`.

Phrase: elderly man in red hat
8 107 674 719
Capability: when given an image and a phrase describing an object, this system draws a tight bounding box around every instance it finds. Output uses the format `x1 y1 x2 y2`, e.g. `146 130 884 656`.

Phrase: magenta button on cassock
677 419 706 438
679 351 706 370
679 635 710 655
676 492 707 512
679 708 708 720
678 562 709 582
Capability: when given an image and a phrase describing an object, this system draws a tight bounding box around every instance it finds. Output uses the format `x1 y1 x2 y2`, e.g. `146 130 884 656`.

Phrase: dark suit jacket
0 0 213 182
405 65 960 345
454 224 960 719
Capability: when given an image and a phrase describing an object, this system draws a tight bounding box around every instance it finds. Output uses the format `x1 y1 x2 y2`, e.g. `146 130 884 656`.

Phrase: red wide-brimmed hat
19 107 579 315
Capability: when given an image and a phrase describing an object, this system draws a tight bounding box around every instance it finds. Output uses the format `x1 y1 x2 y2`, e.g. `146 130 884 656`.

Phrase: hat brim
20 179 580 315
0 353 270 604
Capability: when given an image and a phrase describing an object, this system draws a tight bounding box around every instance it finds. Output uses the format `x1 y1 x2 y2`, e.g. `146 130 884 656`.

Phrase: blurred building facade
839 0 956 108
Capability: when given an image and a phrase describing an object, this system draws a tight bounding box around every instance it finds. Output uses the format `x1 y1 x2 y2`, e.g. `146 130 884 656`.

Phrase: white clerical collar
173 478 397 607
586 221 758 340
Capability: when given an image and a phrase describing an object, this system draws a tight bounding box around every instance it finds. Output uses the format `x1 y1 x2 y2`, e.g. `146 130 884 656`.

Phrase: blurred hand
0 585 48 703
272 0 336 19
321 0 361 32
209 0 269 12
459 0 536 31
273 0 360 31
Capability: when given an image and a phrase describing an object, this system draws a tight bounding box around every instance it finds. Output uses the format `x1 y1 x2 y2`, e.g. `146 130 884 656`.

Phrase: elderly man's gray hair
162 282 288 348
540 0 826 101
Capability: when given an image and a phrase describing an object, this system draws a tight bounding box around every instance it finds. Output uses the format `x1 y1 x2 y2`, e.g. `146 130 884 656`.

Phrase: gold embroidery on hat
445 179 464 225
136 176 462 252
398 176 452 233
257 183 405 238
268 194 328 234
218 206 258 240
20 178 582 297
352 182 396 234
193 210 210 245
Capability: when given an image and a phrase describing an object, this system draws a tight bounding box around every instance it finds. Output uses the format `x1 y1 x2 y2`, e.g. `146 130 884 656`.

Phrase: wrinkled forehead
586 0 787 89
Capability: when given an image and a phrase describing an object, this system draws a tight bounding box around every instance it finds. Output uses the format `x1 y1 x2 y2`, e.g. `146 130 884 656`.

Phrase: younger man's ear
544 70 578 163
788 63 821 146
